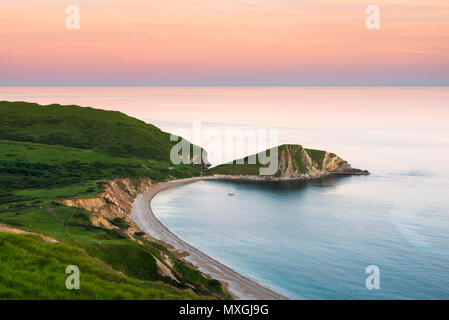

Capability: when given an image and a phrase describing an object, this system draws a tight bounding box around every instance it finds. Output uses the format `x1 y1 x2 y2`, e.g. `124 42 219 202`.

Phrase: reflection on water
152 175 449 299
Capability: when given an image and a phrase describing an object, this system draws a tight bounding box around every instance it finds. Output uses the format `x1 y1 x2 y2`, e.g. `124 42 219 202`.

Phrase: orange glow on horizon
1 0 448 85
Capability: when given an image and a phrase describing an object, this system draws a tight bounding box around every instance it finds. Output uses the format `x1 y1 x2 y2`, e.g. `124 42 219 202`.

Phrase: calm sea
152 175 449 299
2 86 448 299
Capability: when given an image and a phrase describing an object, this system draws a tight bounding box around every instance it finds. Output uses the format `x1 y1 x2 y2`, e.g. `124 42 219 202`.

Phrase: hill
208 144 369 178
0 101 227 300
0 101 208 166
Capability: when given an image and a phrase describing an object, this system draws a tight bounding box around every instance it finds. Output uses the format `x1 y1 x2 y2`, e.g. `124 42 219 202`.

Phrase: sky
1 0 449 86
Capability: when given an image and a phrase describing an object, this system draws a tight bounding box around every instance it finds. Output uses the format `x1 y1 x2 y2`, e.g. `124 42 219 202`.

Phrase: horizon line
1 85 448 88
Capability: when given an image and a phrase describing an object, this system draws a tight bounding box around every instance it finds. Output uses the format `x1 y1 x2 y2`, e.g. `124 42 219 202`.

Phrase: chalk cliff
209 144 369 179
59 178 153 240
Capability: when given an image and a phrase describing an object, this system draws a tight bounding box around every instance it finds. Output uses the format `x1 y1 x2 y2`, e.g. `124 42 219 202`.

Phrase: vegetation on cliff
0 101 226 300
0 232 205 299
208 144 362 178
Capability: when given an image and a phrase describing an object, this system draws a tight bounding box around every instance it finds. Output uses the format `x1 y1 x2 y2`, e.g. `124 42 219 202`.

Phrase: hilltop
0 101 208 166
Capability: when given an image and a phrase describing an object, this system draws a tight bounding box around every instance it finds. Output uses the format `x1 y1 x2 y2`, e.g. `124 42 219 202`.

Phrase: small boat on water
227 192 235 196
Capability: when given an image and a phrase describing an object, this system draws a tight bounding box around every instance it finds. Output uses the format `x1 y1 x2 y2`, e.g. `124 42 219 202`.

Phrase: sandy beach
130 176 286 300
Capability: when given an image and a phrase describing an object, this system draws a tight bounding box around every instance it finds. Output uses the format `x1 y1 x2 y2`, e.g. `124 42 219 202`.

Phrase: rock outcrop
209 144 369 180
59 178 153 240
277 144 368 178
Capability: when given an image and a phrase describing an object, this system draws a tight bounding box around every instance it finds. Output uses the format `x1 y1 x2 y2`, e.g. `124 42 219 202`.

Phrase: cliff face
277 144 355 178
59 178 231 297
209 144 369 179
60 178 153 239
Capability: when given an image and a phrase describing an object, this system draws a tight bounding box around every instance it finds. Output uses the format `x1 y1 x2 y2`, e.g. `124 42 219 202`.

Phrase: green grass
173 261 232 299
0 233 205 300
305 148 327 167
0 101 228 300
0 101 206 163
292 145 307 173
0 188 231 298
209 162 262 176
109 217 130 230
208 151 272 176
0 171 228 299
83 242 161 282
0 139 203 191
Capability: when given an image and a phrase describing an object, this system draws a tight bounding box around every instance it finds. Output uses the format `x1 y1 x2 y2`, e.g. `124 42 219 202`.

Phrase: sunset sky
1 0 448 85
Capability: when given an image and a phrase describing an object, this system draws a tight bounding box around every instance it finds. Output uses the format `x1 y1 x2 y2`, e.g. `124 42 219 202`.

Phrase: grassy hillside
210 144 320 176
0 101 229 300
208 150 273 176
0 101 205 163
0 233 206 299
0 139 201 192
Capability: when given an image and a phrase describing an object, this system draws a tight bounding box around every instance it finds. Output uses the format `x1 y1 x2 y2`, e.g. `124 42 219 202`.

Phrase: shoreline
130 176 287 300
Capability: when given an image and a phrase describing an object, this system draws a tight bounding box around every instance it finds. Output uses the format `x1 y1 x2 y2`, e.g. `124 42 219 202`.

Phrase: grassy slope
209 144 329 176
0 233 204 299
0 101 203 161
208 148 278 176
0 101 229 300
0 139 202 191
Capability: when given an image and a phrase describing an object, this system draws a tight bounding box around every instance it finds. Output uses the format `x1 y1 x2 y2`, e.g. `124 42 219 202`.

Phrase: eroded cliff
209 144 369 179
60 178 153 240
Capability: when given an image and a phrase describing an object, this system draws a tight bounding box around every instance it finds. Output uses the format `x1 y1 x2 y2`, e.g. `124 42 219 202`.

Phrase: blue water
152 174 449 299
